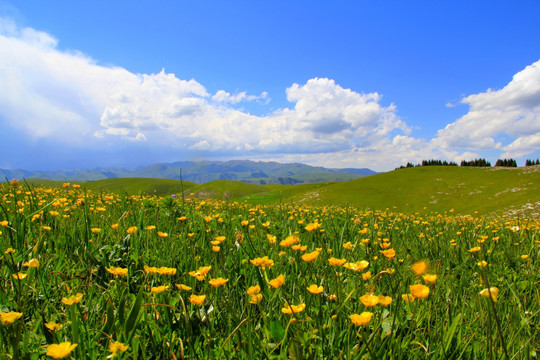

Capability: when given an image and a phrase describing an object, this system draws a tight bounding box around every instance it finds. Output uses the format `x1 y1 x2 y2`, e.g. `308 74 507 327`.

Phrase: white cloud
211 90 269 104
434 60 540 157
8 17 521 171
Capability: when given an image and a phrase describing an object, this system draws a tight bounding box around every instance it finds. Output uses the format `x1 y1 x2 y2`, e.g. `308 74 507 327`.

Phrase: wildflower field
0 180 539 359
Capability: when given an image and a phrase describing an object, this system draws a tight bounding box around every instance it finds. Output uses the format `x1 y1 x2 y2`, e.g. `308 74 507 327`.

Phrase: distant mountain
0 160 378 184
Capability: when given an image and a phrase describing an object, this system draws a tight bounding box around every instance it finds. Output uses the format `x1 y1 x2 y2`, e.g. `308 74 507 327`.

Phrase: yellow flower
468 246 481 253
410 284 430 299
12 272 27 280
249 293 263 304
4 247 15 254
360 293 379 307
246 285 261 295
305 222 321 232
250 256 275 270
343 260 370 272
380 248 396 260
111 224 119 229
90 228 101 233
109 341 129 358
45 321 63 331
156 267 176 275
378 295 393 307
188 265 212 281
267 234 277 244
362 271 372 280
46 342 78 359
521 255 529 259
0 220 8 227
281 303 306 314
479 287 499 302
62 293 83 305
175 284 192 291
157 231 168 238
280 235 299 247
241 220 249 226
411 261 428 275
268 274 285 288
301 250 320 262
306 284 324 294
212 245 220 252
349 312 373 326
402 294 415 302
343 241 354 250
477 260 488 267
126 226 137 234
328 257 347 266
177 216 187 221
189 294 206 305
151 285 169 293
23 258 40 268
0 312 22 324
106 267 128 276
422 274 437 283
209 277 229 287
42 226 51 231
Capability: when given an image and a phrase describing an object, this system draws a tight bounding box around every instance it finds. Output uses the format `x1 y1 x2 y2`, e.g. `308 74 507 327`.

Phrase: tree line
396 158 540 170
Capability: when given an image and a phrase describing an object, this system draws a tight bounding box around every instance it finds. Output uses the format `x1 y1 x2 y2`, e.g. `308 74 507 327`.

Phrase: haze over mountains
0 160 377 184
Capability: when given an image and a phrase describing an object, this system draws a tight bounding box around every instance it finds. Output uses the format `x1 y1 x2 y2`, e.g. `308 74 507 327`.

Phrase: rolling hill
19 165 540 218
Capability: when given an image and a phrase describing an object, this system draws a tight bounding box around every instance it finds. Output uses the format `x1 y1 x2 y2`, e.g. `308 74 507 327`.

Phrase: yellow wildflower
151 285 169 293
360 293 379 307
61 293 83 305
23 258 40 268
282 303 306 314
306 284 324 294
247 285 261 295
410 284 430 299
209 277 229 287
328 257 347 266
378 295 393 307
349 312 373 326
189 294 206 305
45 321 63 331
422 274 438 283
46 342 78 359
175 284 192 291
109 341 129 358
479 287 499 302
0 312 22 324
157 231 168 238
268 274 285 288
301 250 320 262
106 267 128 276
412 261 428 275
249 293 263 304
126 226 137 234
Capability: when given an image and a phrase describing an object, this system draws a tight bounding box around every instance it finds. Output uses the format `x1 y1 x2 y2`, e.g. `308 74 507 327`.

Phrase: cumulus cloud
433 60 540 157
0 18 415 170
12 17 526 171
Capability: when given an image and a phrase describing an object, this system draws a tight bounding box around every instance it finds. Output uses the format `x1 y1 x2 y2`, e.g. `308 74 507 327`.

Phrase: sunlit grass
0 179 539 358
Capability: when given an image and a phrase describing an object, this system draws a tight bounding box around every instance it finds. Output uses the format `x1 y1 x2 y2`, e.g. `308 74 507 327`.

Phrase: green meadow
1 166 537 359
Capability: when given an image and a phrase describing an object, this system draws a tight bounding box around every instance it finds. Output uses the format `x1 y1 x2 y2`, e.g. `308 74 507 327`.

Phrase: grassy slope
25 177 197 197
24 166 540 217
289 166 540 216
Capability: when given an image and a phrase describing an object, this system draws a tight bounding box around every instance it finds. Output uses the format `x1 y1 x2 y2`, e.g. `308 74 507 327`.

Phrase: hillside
25 177 197 197
287 165 540 217
21 165 540 217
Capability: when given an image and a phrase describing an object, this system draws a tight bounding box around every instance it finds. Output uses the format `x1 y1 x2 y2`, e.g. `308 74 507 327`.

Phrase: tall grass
0 180 538 359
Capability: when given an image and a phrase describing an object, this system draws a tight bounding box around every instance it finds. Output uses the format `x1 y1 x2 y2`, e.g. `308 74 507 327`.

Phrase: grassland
24 165 540 218
0 180 538 359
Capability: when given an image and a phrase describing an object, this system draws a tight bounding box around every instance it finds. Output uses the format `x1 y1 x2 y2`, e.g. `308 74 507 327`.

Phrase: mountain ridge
0 160 378 184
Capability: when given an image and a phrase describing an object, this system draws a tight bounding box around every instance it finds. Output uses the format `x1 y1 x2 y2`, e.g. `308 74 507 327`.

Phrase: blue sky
1 1 539 171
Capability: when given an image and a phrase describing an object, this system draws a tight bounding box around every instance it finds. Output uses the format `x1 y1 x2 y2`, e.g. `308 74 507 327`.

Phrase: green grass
25 165 540 217
0 182 538 358
25 177 197 197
